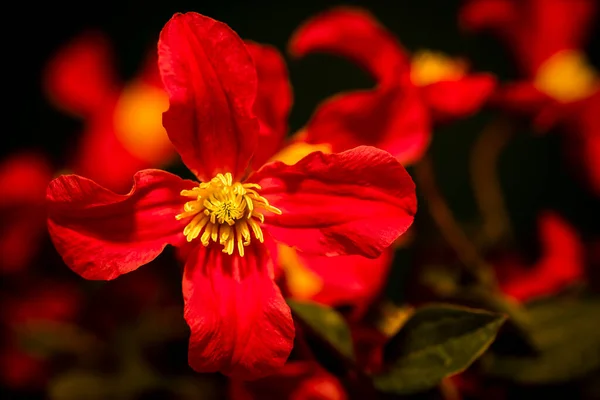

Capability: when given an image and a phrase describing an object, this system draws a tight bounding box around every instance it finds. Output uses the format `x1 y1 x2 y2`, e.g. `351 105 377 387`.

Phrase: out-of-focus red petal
459 0 516 33
158 12 259 181
112 79 173 167
70 103 154 193
0 346 47 390
0 152 52 206
113 47 174 167
351 325 388 374
229 361 347 400
556 91 600 194
2 280 82 327
497 212 584 302
306 87 431 165
460 0 597 75
492 81 552 117
46 170 194 280
253 146 416 258
420 74 496 121
282 245 393 318
245 41 293 169
183 243 294 379
0 153 52 273
43 32 118 117
289 7 409 85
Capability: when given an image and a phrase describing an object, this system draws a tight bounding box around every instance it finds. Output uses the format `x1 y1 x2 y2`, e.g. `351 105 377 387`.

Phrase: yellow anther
176 173 282 256
534 50 598 103
410 50 467 87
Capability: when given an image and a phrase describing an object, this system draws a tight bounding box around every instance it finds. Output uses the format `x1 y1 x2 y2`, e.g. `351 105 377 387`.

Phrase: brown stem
413 155 498 290
470 118 515 246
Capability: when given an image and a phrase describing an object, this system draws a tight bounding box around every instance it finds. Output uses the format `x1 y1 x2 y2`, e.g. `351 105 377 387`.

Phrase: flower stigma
176 173 281 257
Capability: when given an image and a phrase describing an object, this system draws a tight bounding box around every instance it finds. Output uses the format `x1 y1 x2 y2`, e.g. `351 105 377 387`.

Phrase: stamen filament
175 172 281 256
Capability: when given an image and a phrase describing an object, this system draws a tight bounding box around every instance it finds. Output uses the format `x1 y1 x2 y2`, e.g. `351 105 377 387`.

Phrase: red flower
289 7 496 165
460 0 600 194
46 12 416 380
494 212 584 302
44 32 175 192
0 152 52 273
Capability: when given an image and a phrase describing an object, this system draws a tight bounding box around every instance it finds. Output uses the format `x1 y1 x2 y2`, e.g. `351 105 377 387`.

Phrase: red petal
492 81 552 115
70 105 153 193
459 0 516 32
2 280 82 326
0 346 47 390
498 212 584 301
0 153 52 273
306 86 430 165
460 0 597 74
43 32 118 117
561 91 600 195
283 246 393 319
47 170 194 280
252 146 417 258
158 12 259 181
421 74 496 121
183 243 294 379
229 361 347 400
245 41 293 169
289 7 409 85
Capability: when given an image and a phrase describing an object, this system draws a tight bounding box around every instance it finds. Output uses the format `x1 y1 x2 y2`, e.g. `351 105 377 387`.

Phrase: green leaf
288 300 355 361
373 303 506 394
484 296 600 383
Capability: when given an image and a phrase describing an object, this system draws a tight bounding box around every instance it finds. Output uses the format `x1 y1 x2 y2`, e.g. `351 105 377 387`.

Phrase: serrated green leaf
288 299 355 361
373 303 506 394
484 296 600 383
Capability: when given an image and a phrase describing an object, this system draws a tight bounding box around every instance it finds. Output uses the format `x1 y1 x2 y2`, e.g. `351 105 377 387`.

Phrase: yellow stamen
534 50 598 103
176 172 282 256
410 50 467 87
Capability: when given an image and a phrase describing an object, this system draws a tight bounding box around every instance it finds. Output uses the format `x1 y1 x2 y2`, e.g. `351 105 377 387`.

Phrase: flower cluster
2 2 597 397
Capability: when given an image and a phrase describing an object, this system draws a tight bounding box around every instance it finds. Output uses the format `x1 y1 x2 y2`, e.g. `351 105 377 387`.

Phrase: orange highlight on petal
534 50 599 103
114 81 173 164
270 140 332 165
410 50 467 86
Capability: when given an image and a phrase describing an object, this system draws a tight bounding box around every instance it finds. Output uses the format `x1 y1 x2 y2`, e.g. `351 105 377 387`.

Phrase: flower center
410 50 467 87
176 172 281 256
534 50 598 103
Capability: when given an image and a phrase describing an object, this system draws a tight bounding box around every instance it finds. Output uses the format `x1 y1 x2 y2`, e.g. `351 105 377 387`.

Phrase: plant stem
470 118 515 246
413 155 498 291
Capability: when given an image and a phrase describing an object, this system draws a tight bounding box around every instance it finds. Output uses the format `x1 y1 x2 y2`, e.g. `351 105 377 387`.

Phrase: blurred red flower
0 152 52 274
460 0 600 194
46 12 417 380
1 31 180 274
494 212 584 302
44 32 175 192
0 280 82 390
289 7 496 165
